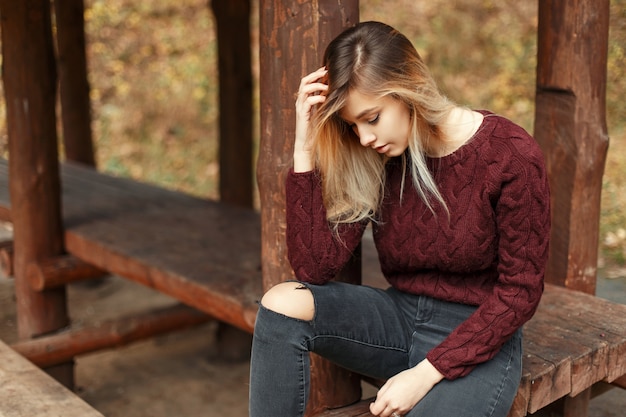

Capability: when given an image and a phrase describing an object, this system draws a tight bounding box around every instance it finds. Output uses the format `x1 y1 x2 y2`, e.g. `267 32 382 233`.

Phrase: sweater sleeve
285 169 367 284
426 134 551 380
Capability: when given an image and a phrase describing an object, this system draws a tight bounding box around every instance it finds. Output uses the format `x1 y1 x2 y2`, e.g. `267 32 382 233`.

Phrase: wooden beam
26 255 106 291
610 375 626 390
534 0 610 294
11 303 211 368
0 205 10 222
0 240 14 277
0 0 73 387
257 1 361 415
53 0 96 167
211 0 254 207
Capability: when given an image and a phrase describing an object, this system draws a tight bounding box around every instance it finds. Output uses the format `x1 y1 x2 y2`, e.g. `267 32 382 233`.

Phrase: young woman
249 21 550 417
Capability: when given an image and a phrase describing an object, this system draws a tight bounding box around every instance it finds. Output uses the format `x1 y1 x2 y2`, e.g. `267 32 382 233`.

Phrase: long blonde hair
311 21 455 226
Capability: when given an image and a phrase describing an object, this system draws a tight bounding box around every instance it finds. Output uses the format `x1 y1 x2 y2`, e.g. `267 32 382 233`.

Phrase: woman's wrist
416 359 445 385
293 151 314 173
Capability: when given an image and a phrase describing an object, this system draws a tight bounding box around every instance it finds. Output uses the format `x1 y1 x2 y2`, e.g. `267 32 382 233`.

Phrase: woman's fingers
296 67 328 103
293 67 329 160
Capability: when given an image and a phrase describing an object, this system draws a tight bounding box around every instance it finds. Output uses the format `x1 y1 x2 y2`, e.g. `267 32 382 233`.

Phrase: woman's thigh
407 328 523 417
400 295 522 417
302 281 414 380
304 282 522 417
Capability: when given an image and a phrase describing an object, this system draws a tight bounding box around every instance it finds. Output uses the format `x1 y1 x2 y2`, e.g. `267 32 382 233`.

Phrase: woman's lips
374 144 389 154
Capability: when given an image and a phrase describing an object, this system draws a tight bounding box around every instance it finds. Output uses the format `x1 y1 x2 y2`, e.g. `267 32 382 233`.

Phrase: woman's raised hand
293 67 328 172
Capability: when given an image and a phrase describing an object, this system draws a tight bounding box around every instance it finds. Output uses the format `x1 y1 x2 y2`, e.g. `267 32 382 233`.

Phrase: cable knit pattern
285 112 550 380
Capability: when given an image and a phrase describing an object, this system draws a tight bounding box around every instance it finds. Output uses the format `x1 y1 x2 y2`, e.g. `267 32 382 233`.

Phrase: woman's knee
260 282 315 321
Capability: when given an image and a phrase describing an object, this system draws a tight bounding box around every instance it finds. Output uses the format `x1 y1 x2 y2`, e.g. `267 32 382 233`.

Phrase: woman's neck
428 107 483 158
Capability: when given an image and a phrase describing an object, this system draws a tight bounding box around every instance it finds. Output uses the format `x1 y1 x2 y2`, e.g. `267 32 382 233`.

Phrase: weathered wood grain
0 339 104 417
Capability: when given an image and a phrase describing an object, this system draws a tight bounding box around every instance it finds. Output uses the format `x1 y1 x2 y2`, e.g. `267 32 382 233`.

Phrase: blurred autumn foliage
0 0 624 269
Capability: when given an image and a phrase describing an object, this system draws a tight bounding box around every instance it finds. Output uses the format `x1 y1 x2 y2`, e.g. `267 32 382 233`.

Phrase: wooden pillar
257 1 361 414
211 0 254 207
54 0 96 167
209 0 255 363
0 0 73 387
534 0 610 295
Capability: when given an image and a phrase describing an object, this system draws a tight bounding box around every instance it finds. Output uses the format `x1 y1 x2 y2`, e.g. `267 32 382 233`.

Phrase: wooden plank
539 285 626 382
526 314 607 398
508 375 530 417
1 159 262 332
317 399 372 416
521 344 571 413
0 339 104 417
59 168 263 332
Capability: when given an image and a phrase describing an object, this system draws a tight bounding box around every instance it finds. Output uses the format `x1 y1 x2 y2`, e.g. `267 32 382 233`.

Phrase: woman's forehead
339 90 385 121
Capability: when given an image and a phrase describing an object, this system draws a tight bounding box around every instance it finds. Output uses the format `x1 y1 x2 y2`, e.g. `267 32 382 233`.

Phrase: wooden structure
0 338 104 417
0 0 622 416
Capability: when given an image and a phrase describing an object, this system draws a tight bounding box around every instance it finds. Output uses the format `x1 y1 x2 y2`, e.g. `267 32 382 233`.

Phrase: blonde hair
311 21 455 227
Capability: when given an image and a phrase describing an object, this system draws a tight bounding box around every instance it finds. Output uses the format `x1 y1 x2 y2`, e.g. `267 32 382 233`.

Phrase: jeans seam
486 336 516 417
310 334 408 352
298 350 307 417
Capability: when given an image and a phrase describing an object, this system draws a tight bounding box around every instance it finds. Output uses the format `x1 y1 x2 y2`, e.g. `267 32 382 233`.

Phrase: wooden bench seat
2 158 626 416
0 339 104 417
0 158 262 333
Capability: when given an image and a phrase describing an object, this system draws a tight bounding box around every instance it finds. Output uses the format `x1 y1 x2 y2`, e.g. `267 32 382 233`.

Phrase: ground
0 222 624 416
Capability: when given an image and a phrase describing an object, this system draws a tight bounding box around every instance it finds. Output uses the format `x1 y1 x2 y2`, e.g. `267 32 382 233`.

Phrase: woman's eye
368 114 380 125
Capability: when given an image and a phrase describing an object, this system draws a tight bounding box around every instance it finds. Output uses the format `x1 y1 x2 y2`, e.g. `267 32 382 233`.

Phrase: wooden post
534 1 610 416
53 0 96 167
211 0 254 207
534 0 610 295
0 240 14 277
209 0 255 362
0 0 73 387
257 1 361 414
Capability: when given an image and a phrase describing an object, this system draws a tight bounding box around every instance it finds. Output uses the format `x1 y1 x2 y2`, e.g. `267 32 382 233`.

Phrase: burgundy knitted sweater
285 112 551 380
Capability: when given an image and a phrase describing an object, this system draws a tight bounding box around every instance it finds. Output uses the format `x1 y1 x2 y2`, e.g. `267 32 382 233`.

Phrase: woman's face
339 89 411 157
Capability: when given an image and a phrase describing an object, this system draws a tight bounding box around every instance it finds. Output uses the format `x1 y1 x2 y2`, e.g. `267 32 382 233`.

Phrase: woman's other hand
369 359 444 417
293 67 328 172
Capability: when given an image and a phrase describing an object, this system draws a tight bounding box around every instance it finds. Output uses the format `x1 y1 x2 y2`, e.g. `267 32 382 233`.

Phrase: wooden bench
0 159 262 334
0 338 104 417
1 158 626 416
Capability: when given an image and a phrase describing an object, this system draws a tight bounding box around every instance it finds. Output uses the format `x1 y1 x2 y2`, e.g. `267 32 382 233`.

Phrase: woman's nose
358 127 376 147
